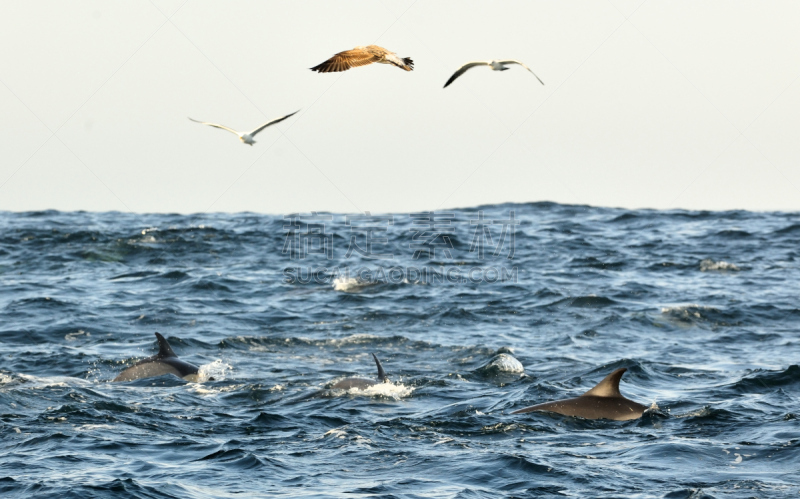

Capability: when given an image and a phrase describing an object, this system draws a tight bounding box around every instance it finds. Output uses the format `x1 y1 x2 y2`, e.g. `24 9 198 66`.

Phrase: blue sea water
0 202 798 498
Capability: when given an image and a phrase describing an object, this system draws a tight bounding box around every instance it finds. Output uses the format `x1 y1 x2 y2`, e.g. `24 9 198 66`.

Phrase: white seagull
443 60 544 88
188 110 299 145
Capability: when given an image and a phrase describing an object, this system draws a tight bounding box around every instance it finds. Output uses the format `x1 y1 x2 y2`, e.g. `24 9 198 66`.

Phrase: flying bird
188 110 299 145
443 60 544 88
310 45 413 73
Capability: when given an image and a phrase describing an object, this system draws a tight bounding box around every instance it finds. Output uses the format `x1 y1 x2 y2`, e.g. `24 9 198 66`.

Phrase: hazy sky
2 1 800 214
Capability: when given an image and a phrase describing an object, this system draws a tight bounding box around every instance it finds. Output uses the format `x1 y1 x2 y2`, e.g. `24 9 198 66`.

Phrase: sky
2 0 800 215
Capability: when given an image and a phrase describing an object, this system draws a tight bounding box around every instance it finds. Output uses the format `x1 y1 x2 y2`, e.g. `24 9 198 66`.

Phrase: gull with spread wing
310 45 413 73
188 110 299 146
443 60 544 88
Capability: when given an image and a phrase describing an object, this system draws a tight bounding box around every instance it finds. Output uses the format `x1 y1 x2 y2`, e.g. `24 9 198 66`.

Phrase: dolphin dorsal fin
582 368 627 398
372 353 388 382
154 332 176 358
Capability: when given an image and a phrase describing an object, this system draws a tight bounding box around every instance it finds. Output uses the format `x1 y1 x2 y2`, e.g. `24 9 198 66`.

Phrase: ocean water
0 202 798 498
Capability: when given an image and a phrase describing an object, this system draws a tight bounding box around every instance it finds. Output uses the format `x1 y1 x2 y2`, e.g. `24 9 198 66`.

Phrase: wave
1 204 799 497
222 333 431 351
569 257 626 270
659 304 741 326
774 223 800 234
109 270 160 280
544 295 618 308
713 229 753 239
733 365 800 392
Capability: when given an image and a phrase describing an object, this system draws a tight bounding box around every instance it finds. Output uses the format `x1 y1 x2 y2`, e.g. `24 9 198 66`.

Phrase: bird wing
248 110 300 137
310 47 381 73
188 118 240 135
498 60 545 85
443 62 490 88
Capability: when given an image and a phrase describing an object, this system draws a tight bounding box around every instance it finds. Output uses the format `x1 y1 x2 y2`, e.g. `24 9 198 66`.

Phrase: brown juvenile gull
443 60 544 88
310 45 413 73
188 110 299 146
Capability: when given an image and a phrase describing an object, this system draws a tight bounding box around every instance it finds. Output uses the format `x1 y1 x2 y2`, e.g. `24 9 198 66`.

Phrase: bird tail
402 57 414 71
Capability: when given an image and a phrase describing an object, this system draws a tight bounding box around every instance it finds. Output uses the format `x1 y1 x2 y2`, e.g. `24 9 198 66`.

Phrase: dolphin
330 353 389 390
511 368 648 420
113 332 200 382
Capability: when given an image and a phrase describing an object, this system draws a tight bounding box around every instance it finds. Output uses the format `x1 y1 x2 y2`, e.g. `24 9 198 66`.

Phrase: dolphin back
512 367 648 420
511 396 646 420
582 367 626 397
113 332 199 382
330 353 390 390
154 332 177 358
113 361 184 382
372 353 388 382
330 377 380 390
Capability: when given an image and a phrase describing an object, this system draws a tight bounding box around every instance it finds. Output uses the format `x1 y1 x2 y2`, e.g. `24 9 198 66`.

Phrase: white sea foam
326 334 382 346
323 428 348 439
197 360 232 382
127 234 158 244
660 304 720 319
65 330 91 341
642 401 663 419
332 382 413 400
700 259 740 272
332 276 377 292
75 424 115 432
484 353 525 373
674 405 714 418
189 383 246 396
15 374 92 389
